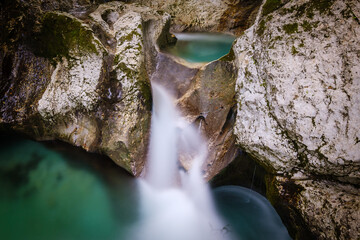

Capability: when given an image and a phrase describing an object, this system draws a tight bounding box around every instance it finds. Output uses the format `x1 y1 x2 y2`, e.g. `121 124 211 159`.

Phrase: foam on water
128 83 233 240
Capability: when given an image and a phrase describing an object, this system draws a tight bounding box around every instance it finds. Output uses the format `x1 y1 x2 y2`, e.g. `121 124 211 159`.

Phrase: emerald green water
0 135 291 240
165 33 236 63
0 135 137 240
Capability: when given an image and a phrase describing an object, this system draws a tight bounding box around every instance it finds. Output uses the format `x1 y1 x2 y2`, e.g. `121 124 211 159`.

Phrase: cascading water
127 83 233 240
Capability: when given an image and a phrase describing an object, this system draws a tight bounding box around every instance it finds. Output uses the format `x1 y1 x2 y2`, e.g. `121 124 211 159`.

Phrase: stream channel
0 33 291 240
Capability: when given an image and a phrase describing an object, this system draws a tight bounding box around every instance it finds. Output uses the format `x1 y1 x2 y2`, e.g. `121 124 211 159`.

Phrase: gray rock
233 0 360 238
269 176 360 240
125 0 262 35
0 2 171 175
234 0 360 183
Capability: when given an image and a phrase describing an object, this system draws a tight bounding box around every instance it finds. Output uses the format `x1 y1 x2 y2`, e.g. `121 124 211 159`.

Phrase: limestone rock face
125 0 262 35
0 1 171 175
234 0 360 182
268 176 360 240
233 0 360 238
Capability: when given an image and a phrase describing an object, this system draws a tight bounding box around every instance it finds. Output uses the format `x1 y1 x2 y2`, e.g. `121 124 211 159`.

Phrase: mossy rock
33 12 98 59
262 0 282 16
282 23 298 34
219 47 235 62
257 19 266 36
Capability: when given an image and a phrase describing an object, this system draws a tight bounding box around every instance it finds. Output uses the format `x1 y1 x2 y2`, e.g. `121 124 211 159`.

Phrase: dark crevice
210 148 267 196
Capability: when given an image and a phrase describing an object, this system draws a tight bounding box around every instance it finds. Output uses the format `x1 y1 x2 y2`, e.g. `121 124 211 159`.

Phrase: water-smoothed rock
0 1 171 175
124 0 262 35
233 0 360 238
148 46 237 180
176 59 237 180
87 2 171 174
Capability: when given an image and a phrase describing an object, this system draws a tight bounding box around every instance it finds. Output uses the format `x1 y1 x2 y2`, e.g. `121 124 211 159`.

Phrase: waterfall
128 83 233 240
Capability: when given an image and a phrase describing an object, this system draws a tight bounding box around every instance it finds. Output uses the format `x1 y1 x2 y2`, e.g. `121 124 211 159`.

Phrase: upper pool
164 33 236 63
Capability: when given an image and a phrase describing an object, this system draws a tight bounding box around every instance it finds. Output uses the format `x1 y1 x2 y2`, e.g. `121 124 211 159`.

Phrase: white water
128 83 233 240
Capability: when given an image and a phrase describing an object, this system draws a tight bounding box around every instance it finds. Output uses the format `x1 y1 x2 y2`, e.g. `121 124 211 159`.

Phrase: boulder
233 0 360 238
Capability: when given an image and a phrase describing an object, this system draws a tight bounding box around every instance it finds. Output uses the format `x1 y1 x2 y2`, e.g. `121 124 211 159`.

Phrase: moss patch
33 12 98 59
219 47 235 62
283 23 298 34
301 20 319 32
279 0 334 19
291 46 298 55
257 19 266 36
306 0 335 18
262 0 282 16
118 29 142 45
135 79 152 110
301 20 312 32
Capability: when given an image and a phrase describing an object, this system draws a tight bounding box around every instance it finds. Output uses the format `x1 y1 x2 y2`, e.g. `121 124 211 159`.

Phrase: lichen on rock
233 0 360 238
1 1 172 176
234 0 360 182
34 12 100 60
86 1 171 174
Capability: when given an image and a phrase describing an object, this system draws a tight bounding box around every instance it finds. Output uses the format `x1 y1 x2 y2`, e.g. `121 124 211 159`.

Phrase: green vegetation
291 46 298 55
257 20 266 36
114 59 152 110
34 12 98 59
135 78 152 110
301 20 311 32
279 0 335 19
273 36 283 42
307 0 335 18
301 20 319 32
219 48 235 61
266 14 274 21
282 23 298 34
117 62 137 80
262 0 282 16
244 67 252 79
118 29 142 45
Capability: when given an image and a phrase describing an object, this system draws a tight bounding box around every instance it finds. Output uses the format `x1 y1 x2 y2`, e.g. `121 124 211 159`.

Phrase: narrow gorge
1 0 359 239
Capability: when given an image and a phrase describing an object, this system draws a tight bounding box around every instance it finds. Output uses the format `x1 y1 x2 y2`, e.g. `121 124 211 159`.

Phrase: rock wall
0 0 237 179
123 0 262 35
2 0 359 239
0 1 171 175
233 0 360 239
